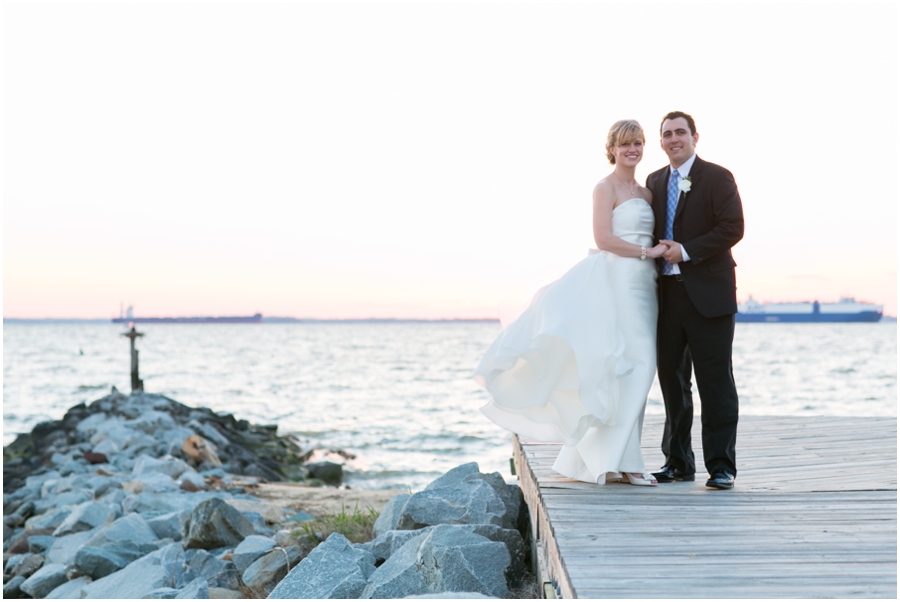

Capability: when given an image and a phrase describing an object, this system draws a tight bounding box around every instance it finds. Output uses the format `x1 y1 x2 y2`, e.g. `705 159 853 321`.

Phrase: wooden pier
513 415 897 598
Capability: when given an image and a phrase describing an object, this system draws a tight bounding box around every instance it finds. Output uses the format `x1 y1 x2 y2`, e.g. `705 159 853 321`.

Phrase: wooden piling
121 324 144 392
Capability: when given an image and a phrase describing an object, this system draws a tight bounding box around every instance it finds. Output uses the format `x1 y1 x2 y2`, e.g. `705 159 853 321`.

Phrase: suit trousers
657 276 739 476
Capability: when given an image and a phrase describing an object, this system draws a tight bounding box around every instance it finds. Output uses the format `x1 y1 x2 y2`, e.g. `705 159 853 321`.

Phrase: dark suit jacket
646 156 744 318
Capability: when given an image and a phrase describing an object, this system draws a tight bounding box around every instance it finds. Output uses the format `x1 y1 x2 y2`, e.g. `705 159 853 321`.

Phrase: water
3 321 896 490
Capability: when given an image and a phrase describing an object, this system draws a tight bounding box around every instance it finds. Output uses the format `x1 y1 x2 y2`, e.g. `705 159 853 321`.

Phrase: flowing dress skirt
475 246 658 483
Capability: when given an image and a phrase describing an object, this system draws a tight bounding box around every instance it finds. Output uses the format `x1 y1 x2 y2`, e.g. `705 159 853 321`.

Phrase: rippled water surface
3 321 895 489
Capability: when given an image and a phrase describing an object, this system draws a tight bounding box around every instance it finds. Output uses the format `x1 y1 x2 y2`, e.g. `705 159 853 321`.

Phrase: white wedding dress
474 198 658 483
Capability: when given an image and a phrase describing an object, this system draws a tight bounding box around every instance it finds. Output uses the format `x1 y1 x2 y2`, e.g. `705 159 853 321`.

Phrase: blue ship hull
736 311 882 323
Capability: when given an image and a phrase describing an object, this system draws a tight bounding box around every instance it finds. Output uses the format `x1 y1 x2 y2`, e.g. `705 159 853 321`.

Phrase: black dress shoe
705 471 735 489
652 466 695 483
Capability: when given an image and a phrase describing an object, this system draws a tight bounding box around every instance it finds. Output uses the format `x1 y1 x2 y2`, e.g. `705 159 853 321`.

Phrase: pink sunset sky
3 2 897 319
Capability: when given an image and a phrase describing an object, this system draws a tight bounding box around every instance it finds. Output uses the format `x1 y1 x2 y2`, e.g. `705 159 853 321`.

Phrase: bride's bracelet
640 246 647 260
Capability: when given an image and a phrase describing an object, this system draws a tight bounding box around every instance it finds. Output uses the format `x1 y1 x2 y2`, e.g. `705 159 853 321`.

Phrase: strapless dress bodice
611 198 654 248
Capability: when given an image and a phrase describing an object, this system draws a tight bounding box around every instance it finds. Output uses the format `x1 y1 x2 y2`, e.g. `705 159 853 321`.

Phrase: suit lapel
652 168 668 238
674 156 704 222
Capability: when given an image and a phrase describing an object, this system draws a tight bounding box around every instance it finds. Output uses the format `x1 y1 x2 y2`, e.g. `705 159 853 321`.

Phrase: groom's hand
659 240 684 264
646 243 669 259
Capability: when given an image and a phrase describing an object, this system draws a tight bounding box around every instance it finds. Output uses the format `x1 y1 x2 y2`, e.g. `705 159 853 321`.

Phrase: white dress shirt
667 154 696 274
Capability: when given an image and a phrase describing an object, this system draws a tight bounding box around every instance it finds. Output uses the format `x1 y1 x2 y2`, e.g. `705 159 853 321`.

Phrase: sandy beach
253 482 406 516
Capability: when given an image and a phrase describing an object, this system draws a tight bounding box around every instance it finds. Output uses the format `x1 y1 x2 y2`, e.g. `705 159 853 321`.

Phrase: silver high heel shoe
622 472 658 487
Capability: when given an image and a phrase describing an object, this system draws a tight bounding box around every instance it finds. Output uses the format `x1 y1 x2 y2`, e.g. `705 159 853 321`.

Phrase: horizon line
4 315 896 323
2 316 503 323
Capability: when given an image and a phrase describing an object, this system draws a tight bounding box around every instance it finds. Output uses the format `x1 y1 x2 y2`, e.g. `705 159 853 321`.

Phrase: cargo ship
736 296 882 323
111 305 262 324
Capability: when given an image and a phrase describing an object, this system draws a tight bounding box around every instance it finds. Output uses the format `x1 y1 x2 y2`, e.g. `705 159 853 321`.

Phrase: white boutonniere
678 176 692 194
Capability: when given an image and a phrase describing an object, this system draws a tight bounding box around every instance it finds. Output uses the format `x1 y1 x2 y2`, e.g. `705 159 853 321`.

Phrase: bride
474 119 666 486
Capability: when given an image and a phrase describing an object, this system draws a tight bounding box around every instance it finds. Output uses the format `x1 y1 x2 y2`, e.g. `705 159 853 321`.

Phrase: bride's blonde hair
605 119 645 164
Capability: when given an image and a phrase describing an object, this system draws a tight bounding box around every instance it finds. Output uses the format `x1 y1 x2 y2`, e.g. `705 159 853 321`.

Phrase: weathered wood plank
514 415 897 599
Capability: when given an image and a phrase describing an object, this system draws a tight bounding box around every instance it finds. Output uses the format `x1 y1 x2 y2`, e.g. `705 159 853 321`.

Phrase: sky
3 1 898 319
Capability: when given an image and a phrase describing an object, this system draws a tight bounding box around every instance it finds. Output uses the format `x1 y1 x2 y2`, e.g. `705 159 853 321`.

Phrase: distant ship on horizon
111 305 262 324
736 296 882 323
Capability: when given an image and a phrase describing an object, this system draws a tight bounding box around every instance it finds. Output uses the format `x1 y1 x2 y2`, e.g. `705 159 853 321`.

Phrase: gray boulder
171 548 236 589
74 546 118 580
187 419 230 448
178 470 207 490
4 553 28 577
233 535 277 573
45 576 91 599
46 529 96 565
34 489 92 514
147 510 189 541
226 499 284 524
126 471 181 493
242 545 303 594
360 525 510 599
286 510 315 523
462 472 525 532
420 465 525 530
373 493 411 538
365 524 524 587
5 530 29 555
78 472 119 490
121 491 219 516
27 534 56 554
305 461 343 485
2 576 26 598
24 470 61 495
40 474 71 496
52 500 119 536
59 460 90 477
73 513 161 578
182 498 256 550
11 553 45 578
267 533 376 599
26 507 73 531
127 409 177 435
159 426 199 454
78 410 110 431
463 524 526 588
424 463 481 491
97 491 128 513
20 562 68 599
396 479 508 530
48 450 77 470
82 542 180 599
42 482 93 502
119 392 173 417
7 499 35 524
242 511 271 534
360 528 425 562
92 437 119 456
176 577 210 599
133 454 188 479
92 477 122 498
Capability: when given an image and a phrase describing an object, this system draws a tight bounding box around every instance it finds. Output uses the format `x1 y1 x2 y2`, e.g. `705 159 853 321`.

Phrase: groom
646 111 744 489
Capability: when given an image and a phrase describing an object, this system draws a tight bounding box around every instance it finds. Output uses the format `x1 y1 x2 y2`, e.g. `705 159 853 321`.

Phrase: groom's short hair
660 111 696 136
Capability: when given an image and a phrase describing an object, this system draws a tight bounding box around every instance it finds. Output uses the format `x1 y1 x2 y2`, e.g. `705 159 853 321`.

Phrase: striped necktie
663 169 680 275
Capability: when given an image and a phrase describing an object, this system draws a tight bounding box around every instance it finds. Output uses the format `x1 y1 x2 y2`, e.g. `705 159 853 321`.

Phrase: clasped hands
644 240 683 263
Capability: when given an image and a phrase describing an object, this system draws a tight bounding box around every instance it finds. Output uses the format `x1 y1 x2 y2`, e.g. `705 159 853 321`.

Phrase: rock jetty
270 462 531 599
3 390 532 598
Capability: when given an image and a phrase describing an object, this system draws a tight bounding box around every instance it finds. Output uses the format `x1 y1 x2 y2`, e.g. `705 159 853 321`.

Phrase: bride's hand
645 243 669 259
